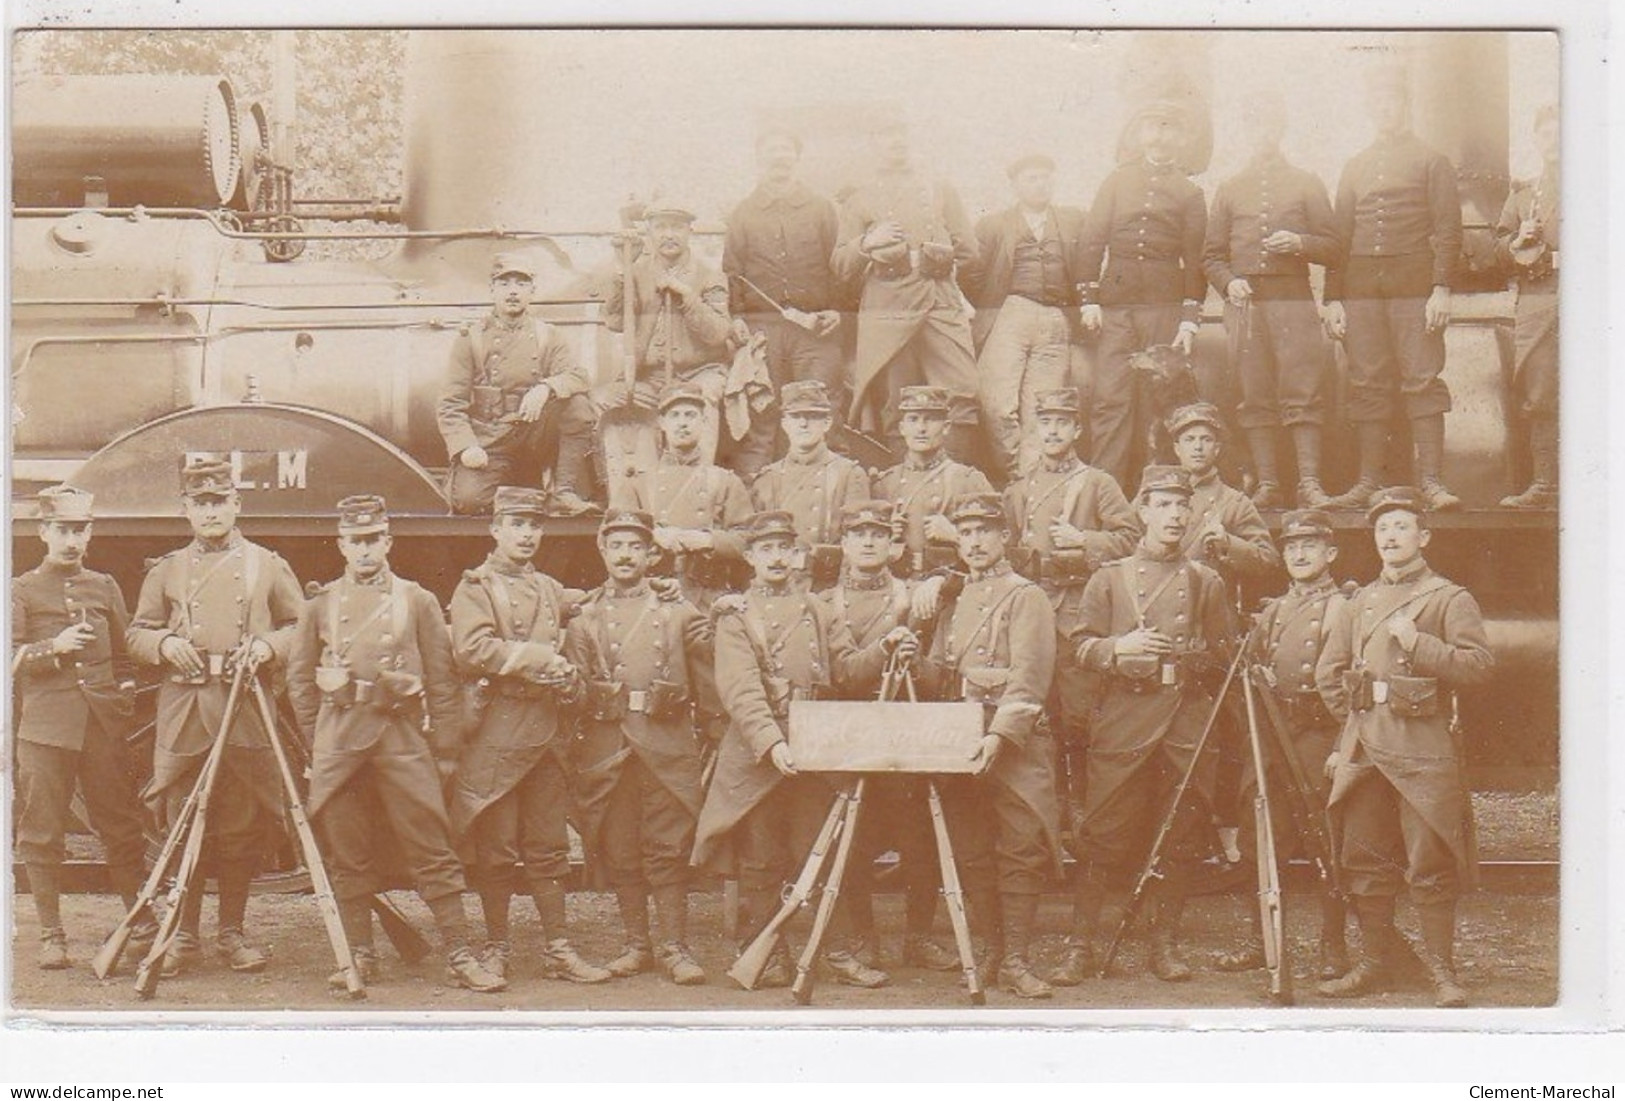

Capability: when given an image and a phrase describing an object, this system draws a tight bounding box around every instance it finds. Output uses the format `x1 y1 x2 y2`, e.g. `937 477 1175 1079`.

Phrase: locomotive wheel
262 214 306 263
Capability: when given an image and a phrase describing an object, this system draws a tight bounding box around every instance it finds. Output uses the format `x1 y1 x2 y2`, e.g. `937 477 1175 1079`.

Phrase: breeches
1092 302 1184 491
1512 289 1558 416
600 754 695 891
977 295 1075 476
15 726 148 878
1226 290 1332 429
447 393 598 514
157 747 274 876
468 750 572 886
1081 737 1216 878
936 774 1050 898
1333 766 1459 905
1342 295 1451 422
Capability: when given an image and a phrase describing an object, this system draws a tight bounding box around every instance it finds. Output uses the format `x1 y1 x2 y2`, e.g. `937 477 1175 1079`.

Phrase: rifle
1241 665 1292 1005
1452 692 1482 891
928 779 985 1005
1247 668 1342 897
1098 641 1246 978
91 673 243 980
790 779 866 1004
726 787 851 991
132 661 251 998
249 676 366 999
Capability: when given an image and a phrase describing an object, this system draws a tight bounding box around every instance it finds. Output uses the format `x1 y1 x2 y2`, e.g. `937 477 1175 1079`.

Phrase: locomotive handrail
14 295 612 311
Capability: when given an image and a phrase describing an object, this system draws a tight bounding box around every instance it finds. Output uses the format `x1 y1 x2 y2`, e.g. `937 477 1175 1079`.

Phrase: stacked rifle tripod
727 651 986 1006
92 660 425 1000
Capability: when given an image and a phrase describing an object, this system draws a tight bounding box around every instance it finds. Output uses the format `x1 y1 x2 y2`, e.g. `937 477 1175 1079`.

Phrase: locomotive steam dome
13 74 242 209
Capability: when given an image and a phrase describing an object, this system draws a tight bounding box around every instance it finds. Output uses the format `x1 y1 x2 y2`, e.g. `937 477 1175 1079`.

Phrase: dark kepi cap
1007 152 1056 179
336 494 389 535
37 484 94 523
657 381 708 413
1137 464 1195 500
1279 509 1335 540
491 251 537 281
742 509 798 546
181 457 235 498
779 379 833 416
947 493 1007 527
599 508 654 539
1033 387 1082 418
897 385 951 415
493 485 549 518
1165 401 1224 438
1366 485 1427 525
840 500 895 535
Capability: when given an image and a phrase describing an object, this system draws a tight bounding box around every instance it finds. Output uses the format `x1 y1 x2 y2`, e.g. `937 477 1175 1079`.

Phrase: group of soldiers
13 58 1541 1009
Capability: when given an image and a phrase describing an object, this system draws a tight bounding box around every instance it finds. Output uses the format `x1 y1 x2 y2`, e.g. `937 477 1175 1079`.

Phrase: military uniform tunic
1071 541 1235 871
1180 469 1283 582
12 561 147 889
564 585 716 891
446 555 581 884
1493 163 1560 419
749 445 872 560
917 560 1061 896
613 452 755 610
604 252 733 383
286 571 468 904
874 454 995 577
1315 559 1493 902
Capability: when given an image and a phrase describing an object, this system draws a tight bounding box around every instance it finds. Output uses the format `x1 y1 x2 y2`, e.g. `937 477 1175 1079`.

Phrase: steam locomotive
9 31 1557 784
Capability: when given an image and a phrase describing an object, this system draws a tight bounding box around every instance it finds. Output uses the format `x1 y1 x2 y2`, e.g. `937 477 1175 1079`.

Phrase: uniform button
1310 620 1320 629
340 615 349 623
1176 635 1186 644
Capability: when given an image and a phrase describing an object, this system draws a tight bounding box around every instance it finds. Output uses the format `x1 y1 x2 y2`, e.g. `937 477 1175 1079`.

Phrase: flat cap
840 500 896 534
1279 509 1335 540
1165 401 1224 438
1366 485 1427 525
657 381 708 413
947 493 1008 527
37 484 94 523
180 457 235 498
1137 464 1195 500
336 494 389 535
491 252 537 280
897 385 952 415
779 379 833 415
493 485 549 518
1007 152 1056 179
1033 387 1082 417
742 509 798 546
599 508 654 539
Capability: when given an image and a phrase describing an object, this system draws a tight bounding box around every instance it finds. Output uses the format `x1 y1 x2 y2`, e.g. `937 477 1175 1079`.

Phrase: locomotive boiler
8 30 1557 784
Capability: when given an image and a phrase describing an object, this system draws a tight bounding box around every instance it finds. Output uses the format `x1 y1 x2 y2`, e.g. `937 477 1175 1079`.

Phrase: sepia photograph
3 18 1597 1050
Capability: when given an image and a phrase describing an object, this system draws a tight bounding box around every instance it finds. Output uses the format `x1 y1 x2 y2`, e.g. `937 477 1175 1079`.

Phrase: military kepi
1366 485 1428 525
600 508 655 539
947 493 1007 527
493 485 549 518
780 379 833 415
1034 387 1082 417
180 457 235 498
37 484 94 523
1137 464 1195 499
742 509 797 545
657 380 708 413
840 500 895 534
491 252 537 281
336 494 389 535
1165 401 1223 438
1279 508 1335 540
897 385 951 415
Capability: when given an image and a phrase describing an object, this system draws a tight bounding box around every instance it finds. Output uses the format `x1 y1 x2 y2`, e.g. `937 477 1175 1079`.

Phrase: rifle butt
372 895 433 964
90 922 134 981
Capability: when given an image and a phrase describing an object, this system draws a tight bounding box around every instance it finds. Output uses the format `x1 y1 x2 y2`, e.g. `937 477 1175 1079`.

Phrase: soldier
748 379 872 581
998 390 1139 986
445 486 612 985
12 486 153 970
1322 63 1465 512
437 252 600 517
612 382 756 611
1315 487 1494 1007
1077 100 1209 494
603 202 735 455
1494 103 1560 509
1069 466 1235 982
817 500 956 971
1166 402 1282 582
915 493 1061 998
1201 93 1340 509
127 457 304 977
962 153 1090 480
723 125 848 420
286 496 506 993
692 510 897 990
874 385 996 581
833 113 983 464
1214 508 1350 980
563 508 714 986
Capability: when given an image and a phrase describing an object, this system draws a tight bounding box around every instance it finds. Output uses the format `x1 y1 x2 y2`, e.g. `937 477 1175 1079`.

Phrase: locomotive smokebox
12 75 241 209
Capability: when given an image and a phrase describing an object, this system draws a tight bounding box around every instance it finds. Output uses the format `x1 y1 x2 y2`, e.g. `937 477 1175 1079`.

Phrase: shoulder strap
951 580 1025 675
1354 576 1456 660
